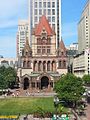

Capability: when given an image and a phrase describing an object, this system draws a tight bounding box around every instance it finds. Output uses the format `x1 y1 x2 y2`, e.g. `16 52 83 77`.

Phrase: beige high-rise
16 20 29 57
78 0 90 53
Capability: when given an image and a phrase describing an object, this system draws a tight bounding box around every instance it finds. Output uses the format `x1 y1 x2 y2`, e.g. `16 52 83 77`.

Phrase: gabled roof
59 39 67 51
34 15 55 36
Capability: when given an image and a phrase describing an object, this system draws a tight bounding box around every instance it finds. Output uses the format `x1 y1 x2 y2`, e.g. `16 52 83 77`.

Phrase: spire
24 37 31 51
22 37 32 57
59 38 67 51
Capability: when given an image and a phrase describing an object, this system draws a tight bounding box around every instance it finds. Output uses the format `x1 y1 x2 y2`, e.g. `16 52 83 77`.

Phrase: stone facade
17 16 67 91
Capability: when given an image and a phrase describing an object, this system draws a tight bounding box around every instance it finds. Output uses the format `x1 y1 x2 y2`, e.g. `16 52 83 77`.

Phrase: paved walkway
85 104 90 120
19 114 75 120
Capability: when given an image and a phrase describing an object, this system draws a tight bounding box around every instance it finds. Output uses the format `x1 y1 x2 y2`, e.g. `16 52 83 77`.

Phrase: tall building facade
78 0 90 52
17 20 29 57
73 49 90 77
17 16 67 91
29 0 61 48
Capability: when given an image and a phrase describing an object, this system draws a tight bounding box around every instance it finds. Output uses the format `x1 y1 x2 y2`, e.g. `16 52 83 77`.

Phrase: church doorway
23 77 29 90
41 76 49 89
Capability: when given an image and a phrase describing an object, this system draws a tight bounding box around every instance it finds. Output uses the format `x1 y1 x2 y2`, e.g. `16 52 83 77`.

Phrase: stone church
17 16 67 91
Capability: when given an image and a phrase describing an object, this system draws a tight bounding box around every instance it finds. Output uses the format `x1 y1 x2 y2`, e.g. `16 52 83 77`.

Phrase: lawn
0 97 68 115
0 97 54 115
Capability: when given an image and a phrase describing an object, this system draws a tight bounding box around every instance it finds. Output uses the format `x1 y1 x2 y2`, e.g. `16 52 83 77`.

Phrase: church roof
34 15 55 36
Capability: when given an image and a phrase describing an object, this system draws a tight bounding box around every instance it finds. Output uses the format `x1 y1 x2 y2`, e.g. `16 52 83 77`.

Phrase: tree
54 73 85 108
0 74 8 89
0 66 17 89
82 74 90 85
4 67 17 88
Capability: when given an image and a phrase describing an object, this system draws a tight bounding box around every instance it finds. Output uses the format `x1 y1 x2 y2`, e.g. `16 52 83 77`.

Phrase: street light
53 96 59 119
53 96 68 120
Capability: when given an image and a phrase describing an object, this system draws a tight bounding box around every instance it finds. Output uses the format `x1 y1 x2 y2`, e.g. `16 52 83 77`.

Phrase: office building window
43 9 46 15
35 2 37 8
48 17 51 22
52 16 55 22
39 9 42 15
35 16 37 22
39 2 42 8
52 9 55 15
35 9 37 15
20 31 25 35
48 2 51 8
52 2 55 7
52 24 55 30
48 9 51 15
43 2 46 8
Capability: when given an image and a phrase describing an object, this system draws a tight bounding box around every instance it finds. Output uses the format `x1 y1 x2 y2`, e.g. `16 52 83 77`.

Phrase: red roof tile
34 15 55 36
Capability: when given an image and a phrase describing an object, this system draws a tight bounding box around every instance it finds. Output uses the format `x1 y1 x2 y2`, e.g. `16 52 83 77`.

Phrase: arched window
43 61 46 71
52 61 56 71
47 61 50 71
58 61 61 68
23 61 26 68
63 61 66 68
27 61 31 68
34 61 37 71
26 52 28 56
61 51 63 55
38 61 42 71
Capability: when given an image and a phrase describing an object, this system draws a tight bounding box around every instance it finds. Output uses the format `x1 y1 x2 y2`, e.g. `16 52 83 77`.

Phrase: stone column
35 81 37 89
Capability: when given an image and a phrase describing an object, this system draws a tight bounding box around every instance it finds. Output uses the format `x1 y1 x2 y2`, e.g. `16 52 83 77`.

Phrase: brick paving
79 103 90 120
85 104 90 120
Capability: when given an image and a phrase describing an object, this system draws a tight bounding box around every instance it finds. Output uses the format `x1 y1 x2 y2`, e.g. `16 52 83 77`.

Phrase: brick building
17 16 67 91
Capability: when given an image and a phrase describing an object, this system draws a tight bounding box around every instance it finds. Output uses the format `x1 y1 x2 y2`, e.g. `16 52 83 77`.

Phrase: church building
17 16 67 91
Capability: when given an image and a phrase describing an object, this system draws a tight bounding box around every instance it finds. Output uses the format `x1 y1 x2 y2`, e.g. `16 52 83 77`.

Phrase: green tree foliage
0 66 17 89
54 73 85 107
82 74 90 85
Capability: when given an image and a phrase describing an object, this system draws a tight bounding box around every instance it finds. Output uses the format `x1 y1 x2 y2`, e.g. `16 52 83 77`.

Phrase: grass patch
0 97 68 115
0 97 54 115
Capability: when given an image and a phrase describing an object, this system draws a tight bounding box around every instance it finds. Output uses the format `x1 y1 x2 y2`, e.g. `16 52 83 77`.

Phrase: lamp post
53 96 59 119
53 96 68 120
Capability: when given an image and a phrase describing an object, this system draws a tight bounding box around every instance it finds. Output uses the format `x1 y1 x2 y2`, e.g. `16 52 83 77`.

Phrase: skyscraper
29 0 61 48
78 0 90 52
17 20 29 57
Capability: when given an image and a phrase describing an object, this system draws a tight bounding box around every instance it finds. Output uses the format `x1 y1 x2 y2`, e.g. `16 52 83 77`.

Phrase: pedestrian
4 93 7 98
12 93 15 97
16 92 19 97
27 91 30 96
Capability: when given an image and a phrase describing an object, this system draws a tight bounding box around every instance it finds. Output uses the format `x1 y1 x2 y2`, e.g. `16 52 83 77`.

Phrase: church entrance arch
41 76 49 89
23 77 29 90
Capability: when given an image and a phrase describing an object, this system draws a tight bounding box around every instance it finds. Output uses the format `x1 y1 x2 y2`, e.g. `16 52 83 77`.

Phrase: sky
0 0 88 58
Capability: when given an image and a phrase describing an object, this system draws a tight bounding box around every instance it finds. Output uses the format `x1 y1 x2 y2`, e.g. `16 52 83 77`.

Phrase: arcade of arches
23 76 54 90
22 60 66 70
33 61 56 72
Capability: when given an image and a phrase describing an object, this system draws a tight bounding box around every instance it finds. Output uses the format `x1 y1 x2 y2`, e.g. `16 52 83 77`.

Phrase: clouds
0 0 28 57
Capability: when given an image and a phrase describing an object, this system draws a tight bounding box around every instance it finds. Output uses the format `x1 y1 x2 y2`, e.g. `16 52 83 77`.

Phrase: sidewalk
19 114 75 120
